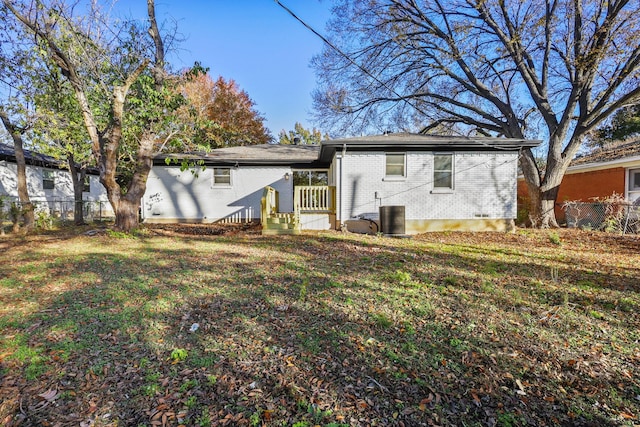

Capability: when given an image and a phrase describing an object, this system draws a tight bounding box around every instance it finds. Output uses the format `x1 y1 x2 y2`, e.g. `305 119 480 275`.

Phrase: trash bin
379 205 405 236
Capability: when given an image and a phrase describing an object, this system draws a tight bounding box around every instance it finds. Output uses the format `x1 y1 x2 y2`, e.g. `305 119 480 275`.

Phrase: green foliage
206 374 218 386
443 276 458 286
0 196 8 233
9 202 22 226
592 104 640 145
184 395 197 408
548 232 561 245
179 378 199 392
30 62 93 168
249 410 261 426
298 279 308 301
371 312 393 329
278 122 327 145
106 229 135 239
195 408 212 426
170 348 188 362
34 210 54 230
391 269 412 283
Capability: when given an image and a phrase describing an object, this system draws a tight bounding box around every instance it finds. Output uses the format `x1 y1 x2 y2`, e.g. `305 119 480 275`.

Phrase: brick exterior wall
339 151 519 222
557 168 626 203
517 167 626 223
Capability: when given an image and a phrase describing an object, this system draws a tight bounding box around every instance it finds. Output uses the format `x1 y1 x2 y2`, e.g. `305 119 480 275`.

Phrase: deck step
262 213 300 235
265 222 294 230
262 228 301 235
266 217 293 225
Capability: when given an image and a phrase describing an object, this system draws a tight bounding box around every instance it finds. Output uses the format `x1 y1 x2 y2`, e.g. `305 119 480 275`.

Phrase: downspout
338 143 346 229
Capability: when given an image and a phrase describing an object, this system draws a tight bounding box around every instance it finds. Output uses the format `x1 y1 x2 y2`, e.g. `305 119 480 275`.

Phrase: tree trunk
114 198 140 232
520 139 572 228
111 135 155 232
67 156 86 226
526 185 561 228
0 109 34 230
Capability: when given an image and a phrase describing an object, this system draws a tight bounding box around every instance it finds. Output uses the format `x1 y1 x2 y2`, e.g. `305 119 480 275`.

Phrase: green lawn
0 227 638 426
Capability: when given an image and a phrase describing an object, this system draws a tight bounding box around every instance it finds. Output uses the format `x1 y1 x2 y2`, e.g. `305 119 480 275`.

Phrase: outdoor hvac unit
379 205 405 236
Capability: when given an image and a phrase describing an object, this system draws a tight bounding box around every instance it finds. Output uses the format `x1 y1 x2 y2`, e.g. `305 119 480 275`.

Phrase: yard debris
0 228 638 426
37 389 58 402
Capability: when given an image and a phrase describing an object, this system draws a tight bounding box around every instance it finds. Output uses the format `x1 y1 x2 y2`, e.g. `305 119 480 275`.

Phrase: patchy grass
0 227 639 426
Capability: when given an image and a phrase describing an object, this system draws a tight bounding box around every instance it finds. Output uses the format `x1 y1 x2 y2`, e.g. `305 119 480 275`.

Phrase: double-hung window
433 154 454 190
385 153 405 178
213 167 231 186
43 170 55 190
629 168 640 203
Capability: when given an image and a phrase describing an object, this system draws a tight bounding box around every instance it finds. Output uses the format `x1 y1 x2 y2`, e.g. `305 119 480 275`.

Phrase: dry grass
0 227 638 426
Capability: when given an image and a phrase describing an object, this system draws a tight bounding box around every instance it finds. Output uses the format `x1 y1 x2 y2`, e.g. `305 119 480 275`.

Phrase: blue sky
115 0 333 138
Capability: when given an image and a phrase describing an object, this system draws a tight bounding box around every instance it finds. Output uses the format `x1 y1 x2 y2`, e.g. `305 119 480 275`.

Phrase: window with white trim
43 170 55 190
212 167 231 186
433 154 454 189
385 153 405 177
628 168 640 202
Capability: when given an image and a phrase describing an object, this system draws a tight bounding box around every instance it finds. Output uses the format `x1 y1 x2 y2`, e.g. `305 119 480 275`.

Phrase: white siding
338 151 518 222
143 165 294 222
0 161 107 202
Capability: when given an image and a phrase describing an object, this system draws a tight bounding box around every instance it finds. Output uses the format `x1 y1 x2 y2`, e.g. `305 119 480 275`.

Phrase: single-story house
517 139 640 223
0 142 111 220
144 133 540 234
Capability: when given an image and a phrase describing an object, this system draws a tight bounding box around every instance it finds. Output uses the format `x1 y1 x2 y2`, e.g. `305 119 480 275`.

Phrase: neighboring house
144 133 540 234
517 139 640 223
0 142 111 219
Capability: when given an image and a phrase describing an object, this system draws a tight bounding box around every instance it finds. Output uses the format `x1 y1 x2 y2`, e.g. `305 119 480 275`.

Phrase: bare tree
313 0 640 227
4 0 179 231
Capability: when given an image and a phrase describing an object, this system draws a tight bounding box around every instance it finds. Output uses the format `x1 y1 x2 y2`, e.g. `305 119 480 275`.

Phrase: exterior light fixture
284 172 290 180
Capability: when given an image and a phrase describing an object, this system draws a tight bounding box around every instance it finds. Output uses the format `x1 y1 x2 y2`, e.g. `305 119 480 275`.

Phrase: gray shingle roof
156 144 320 165
571 138 640 166
156 134 541 166
0 142 66 169
322 132 539 148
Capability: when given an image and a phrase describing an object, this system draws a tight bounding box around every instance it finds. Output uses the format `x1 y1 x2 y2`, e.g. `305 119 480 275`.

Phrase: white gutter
565 155 640 174
517 155 640 180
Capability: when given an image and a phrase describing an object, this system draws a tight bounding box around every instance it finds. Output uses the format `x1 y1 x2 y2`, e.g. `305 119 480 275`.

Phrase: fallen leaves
0 227 638 426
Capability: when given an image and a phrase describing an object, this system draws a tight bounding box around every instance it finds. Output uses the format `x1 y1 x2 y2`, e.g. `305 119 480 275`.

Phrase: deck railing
260 186 279 230
294 186 336 213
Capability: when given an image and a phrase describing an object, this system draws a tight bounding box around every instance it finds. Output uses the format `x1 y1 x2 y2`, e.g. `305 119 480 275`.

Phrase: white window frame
385 152 406 179
627 168 640 202
43 169 55 190
212 167 232 187
432 153 454 191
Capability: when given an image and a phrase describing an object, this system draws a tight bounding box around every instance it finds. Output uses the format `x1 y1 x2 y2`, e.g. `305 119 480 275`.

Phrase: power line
274 0 526 151
273 1 433 120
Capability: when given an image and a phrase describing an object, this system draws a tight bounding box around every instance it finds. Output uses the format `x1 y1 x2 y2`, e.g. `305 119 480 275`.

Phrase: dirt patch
145 221 262 236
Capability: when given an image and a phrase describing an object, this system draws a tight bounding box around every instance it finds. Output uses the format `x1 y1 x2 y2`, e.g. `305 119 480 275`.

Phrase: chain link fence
563 201 640 234
0 197 114 230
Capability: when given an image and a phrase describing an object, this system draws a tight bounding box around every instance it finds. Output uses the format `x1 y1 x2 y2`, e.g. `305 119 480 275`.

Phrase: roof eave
567 155 640 173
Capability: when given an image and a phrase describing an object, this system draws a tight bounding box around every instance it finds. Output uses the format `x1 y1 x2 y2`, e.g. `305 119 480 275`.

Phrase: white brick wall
338 151 518 221
143 165 293 222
